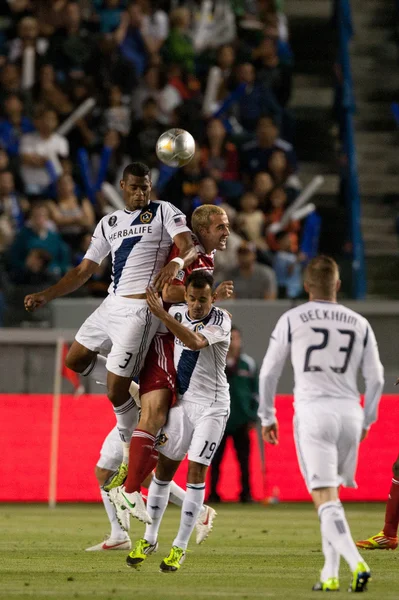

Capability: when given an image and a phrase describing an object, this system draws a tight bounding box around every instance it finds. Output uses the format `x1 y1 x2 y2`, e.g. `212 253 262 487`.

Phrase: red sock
124 429 156 493
383 478 399 538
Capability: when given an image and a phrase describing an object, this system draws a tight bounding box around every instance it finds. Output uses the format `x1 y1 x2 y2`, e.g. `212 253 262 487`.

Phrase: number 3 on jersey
304 327 355 374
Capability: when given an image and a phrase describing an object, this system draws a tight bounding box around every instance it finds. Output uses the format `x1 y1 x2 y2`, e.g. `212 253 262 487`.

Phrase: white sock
319 501 364 572
144 477 171 545
113 397 139 443
169 480 206 516
82 354 107 385
100 488 127 540
320 532 340 581
173 482 205 551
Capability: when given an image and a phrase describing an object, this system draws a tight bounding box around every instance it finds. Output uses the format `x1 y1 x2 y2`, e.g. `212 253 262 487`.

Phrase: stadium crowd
0 0 315 325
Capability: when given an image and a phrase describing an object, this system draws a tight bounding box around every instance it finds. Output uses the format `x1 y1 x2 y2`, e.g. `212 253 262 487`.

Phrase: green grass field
0 503 397 600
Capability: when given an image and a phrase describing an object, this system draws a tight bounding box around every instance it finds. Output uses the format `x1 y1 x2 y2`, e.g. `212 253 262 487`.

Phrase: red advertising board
1 394 397 502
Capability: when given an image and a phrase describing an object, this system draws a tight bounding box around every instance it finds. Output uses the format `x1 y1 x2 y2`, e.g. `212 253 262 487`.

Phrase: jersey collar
185 306 214 324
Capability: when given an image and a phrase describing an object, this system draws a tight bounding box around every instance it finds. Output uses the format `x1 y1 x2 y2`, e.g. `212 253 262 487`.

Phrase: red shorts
139 331 176 403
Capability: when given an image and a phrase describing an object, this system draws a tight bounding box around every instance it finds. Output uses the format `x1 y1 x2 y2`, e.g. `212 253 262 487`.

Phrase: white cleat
85 534 131 552
109 486 152 525
195 505 217 544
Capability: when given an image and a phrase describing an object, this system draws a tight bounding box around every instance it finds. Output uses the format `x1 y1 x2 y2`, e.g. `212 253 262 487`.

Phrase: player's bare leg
356 453 399 551
86 466 131 551
312 487 370 592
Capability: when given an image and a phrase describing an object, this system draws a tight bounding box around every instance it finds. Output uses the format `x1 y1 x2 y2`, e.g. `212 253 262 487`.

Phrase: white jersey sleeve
161 202 190 240
360 324 384 429
258 314 291 426
200 315 231 346
83 217 111 265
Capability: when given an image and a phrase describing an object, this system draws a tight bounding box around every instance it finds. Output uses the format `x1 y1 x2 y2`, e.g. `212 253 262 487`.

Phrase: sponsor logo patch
108 215 117 227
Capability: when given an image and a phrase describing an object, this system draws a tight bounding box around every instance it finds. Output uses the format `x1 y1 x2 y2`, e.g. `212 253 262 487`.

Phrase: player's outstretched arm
361 324 384 430
153 232 197 290
146 287 208 350
24 259 99 312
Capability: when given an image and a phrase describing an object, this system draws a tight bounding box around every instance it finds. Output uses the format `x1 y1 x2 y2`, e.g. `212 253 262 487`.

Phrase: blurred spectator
140 0 169 55
200 118 241 200
104 84 131 136
252 171 274 210
35 0 70 37
216 44 236 95
7 16 49 64
0 93 34 156
272 230 303 299
47 173 95 251
209 326 258 504
115 3 151 78
267 149 301 197
231 62 282 133
7 202 70 283
265 186 299 251
236 192 266 248
95 0 125 34
162 7 195 74
128 97 163 167
33 64 73 118
252 35 292 107
0 170 28 250
241 116 297 177
47 1 96 76
0 63 21 107
92 33 138 96
131 65 163 119
162 146 206 211
19 107 69 196
191 177 236 223
227 241 277 300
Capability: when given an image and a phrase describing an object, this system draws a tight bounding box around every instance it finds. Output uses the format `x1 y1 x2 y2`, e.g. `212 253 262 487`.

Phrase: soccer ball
156 128 196 168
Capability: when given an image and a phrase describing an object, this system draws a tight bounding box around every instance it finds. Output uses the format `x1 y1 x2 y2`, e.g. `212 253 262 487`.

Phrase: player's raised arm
24 258 100 311
258 314 291 443
360 324 384 431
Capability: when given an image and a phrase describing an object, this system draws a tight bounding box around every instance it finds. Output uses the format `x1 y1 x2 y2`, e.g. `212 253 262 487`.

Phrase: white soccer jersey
84 201 190 295
258 300 384 428
169 304 231 407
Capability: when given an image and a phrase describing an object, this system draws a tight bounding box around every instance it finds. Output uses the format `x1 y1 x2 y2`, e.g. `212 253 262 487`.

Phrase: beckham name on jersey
299 307 358 326
108 225 152 242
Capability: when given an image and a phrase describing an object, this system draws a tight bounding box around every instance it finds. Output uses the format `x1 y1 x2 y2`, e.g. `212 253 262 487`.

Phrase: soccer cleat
159 545 186 573
195 505 217 544
348 561 371 592
85 534 131 552
108 486 152 525
102 463 128 492
356 530 398 550
312 578 340 591
126 538 158 569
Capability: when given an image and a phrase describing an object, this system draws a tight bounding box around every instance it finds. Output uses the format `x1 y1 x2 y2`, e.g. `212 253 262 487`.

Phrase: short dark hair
122 162 151 181
185 271 214 291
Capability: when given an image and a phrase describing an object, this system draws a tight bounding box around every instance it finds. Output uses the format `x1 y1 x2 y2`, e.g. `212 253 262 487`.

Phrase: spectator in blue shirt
7 203 70 283
273 230 303 299
232 63 282 132
116 3 148 77
0 94 34 156
240 116 297 178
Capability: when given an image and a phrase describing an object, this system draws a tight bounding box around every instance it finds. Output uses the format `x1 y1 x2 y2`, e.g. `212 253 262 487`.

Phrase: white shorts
158 401 229 466
75 295 160 378
97 426 123 471
294 402 364 491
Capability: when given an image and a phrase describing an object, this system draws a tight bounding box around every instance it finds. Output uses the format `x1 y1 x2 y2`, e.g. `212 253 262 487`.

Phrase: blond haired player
258 256 384 592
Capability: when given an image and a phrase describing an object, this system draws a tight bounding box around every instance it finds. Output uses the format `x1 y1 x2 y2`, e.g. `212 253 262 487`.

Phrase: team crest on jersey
175 312 182 323
140 211 153 224
194 323 204 332
108 215 117 227
156 433 169 447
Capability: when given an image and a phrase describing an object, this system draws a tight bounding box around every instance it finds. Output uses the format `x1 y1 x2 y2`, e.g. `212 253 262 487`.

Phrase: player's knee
187 461 207 484
140 403 168 430
392 458 399 479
